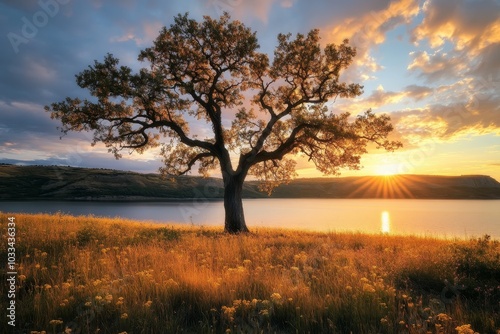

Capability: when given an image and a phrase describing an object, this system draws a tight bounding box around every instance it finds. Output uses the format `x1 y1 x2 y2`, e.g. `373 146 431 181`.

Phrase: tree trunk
223 174 249 233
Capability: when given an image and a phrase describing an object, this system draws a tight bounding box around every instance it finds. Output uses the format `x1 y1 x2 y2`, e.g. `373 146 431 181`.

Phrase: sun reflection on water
381 211 390 234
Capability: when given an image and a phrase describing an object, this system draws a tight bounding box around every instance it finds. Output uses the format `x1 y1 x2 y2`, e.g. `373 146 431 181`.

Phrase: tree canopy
46 13 402 233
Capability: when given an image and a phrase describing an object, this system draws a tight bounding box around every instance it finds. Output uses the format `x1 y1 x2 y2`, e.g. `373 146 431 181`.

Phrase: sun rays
348 175 415 198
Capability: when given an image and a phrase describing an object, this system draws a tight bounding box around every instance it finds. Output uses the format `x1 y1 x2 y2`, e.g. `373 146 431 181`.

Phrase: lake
0 199 499 238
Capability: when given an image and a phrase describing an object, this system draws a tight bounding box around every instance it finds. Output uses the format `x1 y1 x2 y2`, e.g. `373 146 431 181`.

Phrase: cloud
407 49 467 82
331 83 434 116
280 0 295 8
404 84 434 101
469 43 500 81
391 96 500 145
412 0 500 51
204 0 273 23
331 76 498 147
409 0 500 82
0 100 58 136
322 0 420 82
365 84 433 107
0 98 163 173
109 21 163 46
364 87 406 107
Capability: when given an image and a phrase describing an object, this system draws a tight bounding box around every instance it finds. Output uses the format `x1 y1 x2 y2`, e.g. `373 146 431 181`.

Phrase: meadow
1 213 499 334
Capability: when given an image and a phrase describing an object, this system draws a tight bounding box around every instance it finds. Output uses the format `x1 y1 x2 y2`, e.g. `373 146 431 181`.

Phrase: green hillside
1 164 499 200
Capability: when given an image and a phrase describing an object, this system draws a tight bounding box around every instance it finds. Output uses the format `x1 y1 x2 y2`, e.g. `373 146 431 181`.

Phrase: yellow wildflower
362 283 375 293
455 324 478 334
437 313 452 322
270 293 282 304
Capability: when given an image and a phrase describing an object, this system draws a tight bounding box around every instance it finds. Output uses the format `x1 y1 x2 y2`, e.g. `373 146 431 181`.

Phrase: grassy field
1 213 499 333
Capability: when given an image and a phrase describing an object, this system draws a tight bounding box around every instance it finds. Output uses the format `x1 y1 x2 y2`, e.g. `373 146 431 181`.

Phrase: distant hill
1 164 500 200
270 174 500 199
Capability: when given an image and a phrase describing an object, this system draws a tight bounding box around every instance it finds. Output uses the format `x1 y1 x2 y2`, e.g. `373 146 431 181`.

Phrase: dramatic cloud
412 0 500 51
407 50 466 82
392 96 500 144
331 84 434 116
322 0 420 82
410 0 500 82
404 85 434 101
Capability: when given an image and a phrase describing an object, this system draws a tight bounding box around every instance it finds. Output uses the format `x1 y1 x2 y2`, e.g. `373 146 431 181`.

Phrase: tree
46 13 402 233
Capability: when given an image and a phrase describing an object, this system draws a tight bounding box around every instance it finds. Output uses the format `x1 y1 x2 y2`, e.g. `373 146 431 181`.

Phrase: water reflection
1 199 499 238
381 211 390 234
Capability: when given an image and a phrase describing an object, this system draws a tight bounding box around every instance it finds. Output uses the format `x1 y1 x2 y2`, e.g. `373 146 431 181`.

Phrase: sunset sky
1 0 499 180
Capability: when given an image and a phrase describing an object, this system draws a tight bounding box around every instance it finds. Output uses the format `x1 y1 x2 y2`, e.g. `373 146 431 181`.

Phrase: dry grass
0 212 498 333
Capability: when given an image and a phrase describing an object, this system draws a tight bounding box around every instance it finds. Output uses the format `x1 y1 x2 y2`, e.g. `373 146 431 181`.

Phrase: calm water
0 199 499 238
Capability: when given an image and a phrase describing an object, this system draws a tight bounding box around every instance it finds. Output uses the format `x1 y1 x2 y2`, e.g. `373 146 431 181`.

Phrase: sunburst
348 175 415 198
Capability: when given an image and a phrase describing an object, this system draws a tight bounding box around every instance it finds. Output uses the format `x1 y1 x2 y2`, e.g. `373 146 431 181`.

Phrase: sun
374 163 399 176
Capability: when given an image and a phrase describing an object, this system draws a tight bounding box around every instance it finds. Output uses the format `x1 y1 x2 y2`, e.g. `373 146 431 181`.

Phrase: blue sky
0 0 499 179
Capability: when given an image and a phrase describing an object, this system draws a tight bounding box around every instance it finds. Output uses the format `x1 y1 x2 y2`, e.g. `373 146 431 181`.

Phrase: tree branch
177 152 214 175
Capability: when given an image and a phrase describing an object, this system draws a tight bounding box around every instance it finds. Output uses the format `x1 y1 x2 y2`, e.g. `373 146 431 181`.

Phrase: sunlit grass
1 212 498 333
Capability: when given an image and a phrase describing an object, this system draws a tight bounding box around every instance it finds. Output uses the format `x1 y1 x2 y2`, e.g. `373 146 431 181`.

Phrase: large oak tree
46 13 401 233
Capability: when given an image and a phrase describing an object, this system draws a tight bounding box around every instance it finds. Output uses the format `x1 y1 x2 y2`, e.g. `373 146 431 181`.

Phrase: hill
271 174 500 199
1 164 499 200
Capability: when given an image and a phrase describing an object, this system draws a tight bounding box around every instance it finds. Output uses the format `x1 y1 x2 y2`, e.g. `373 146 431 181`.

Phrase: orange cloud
332 84 434 117
322 0 420 82
390 95 500 145
412 0 500 51
410 0 500 82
